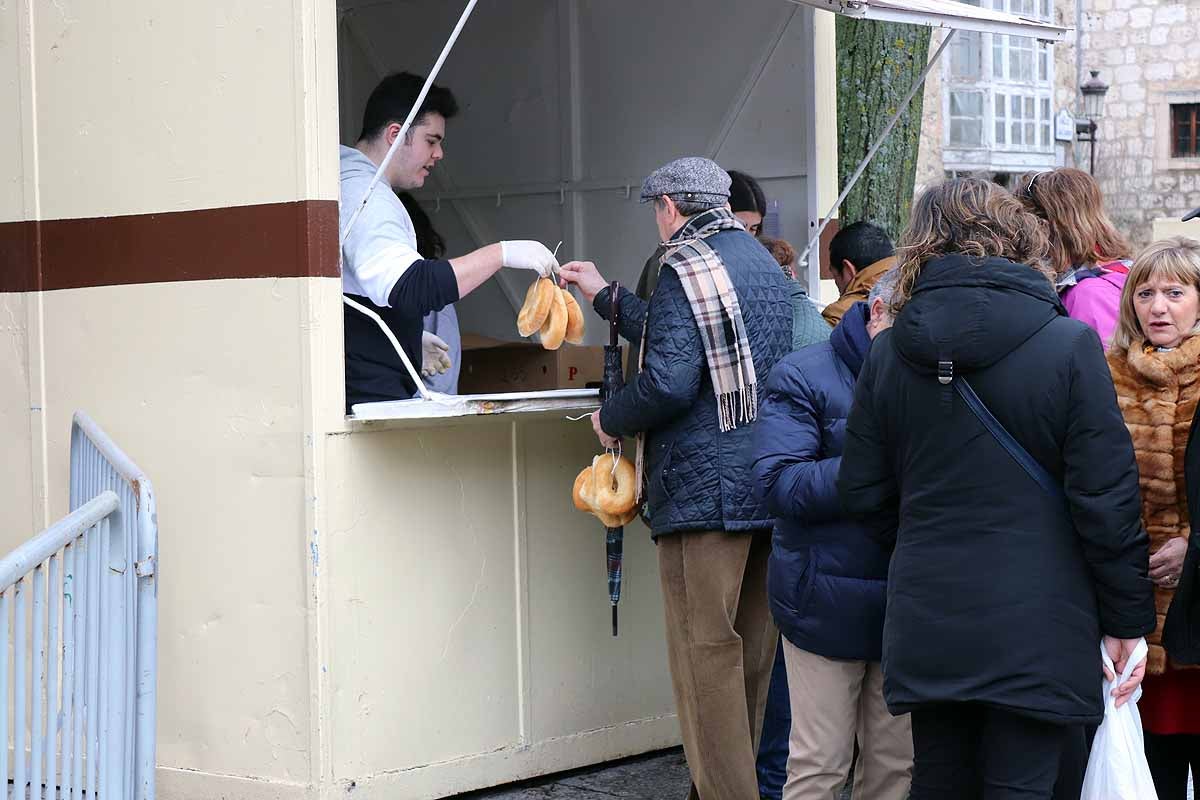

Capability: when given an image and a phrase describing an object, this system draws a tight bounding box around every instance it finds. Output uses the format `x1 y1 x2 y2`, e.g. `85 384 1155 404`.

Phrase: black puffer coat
838 254 1156 725
596 229 793 537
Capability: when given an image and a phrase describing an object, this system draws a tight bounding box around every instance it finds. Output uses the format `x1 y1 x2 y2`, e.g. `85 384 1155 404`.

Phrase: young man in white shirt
340 72 556 407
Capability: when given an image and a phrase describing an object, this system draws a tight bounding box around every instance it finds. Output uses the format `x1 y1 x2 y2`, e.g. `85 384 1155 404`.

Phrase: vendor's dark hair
893 178 1050 312
728 170 767 216
396 192 446 259
359 72 459 143
829 221 894 277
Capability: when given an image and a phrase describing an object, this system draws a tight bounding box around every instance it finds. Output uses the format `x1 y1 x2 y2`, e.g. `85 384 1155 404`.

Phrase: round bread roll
517 278 556 337
593 506 638 528
539 285 568 350
562 289 585 344
572 466 593 512
589 454 637 515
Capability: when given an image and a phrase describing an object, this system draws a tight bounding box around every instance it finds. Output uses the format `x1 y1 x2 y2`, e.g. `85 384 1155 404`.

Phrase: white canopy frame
339 0 1072 414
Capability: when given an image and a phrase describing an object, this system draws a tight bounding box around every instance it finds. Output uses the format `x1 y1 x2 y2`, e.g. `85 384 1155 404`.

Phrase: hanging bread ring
593 506 638 528
589 454 637 515
517 278 557 337
539 285 568 350
562 289 585 344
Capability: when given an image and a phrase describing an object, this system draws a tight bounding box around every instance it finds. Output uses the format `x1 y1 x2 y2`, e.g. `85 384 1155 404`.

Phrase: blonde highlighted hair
892 178 1051 313
1015 167 1130 276
1110 237 1200 356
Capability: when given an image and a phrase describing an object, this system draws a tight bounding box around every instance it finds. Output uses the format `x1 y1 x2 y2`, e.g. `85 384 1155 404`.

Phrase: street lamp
1076 70 1110 175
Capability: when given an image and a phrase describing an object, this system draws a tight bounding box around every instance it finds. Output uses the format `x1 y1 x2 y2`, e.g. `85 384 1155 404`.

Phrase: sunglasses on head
1025 171 1050 197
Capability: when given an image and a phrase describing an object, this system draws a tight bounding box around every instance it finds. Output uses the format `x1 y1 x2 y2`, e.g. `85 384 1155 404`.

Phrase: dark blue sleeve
387 259 460 318
1062 326 1156 639
593 284 648 343
752 360 843 524
598 268 703 437
837 345 899 546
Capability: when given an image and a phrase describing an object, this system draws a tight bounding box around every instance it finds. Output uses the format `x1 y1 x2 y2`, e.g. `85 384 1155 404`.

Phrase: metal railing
0 412 157 799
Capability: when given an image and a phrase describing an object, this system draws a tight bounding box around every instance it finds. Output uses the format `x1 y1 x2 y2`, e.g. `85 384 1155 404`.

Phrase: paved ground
452 747 854 800
452 749 691 799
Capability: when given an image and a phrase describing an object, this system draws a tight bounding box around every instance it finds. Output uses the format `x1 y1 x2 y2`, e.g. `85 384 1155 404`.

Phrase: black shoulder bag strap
953 376 1067 503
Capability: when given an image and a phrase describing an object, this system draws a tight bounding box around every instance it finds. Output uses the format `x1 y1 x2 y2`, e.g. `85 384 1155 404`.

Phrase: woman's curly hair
892 178 1051 313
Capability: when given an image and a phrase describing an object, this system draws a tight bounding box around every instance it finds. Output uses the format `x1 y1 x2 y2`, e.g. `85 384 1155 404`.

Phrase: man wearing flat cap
561 157 793 800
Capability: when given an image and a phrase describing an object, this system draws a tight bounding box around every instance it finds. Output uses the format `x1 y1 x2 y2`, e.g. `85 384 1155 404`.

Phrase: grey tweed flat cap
639 157 731 204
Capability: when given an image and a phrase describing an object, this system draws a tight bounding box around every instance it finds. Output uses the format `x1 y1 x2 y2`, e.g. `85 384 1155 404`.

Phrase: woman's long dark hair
397 192 446 259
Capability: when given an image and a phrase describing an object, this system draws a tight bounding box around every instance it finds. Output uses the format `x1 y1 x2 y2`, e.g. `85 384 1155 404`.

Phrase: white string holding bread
573 453 638 527
517 277 585 349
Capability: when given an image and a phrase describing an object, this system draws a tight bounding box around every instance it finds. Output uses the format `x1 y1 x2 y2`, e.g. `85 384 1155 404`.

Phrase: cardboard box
458 335 606 394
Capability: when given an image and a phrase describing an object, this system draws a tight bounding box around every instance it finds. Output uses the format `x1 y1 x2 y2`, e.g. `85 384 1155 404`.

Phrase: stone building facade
916 0 1200 249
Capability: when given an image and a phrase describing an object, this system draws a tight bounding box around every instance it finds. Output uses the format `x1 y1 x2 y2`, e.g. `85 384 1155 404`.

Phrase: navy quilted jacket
752 303 893 661
595 228 792 537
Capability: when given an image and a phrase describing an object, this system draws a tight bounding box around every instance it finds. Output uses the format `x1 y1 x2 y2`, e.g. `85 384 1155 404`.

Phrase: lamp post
1076 70 1110 175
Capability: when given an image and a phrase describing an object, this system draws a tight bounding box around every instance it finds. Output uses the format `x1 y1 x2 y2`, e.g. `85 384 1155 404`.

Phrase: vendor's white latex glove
421 331 453 377
500 240 557 278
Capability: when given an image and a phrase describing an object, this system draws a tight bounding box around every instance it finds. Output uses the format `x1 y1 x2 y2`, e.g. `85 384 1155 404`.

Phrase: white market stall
323 3 1067 799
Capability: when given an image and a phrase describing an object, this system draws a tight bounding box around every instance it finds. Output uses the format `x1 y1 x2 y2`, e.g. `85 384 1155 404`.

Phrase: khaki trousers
657 531 777 800
781 638 913 800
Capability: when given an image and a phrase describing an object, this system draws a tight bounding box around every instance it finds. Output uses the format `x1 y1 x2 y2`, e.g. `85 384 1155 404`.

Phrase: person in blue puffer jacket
752 269 912 800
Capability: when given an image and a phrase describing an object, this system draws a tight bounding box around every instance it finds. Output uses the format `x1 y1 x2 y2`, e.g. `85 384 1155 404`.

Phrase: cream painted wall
322 418 676 798
7 0 339 222
0 293 36 555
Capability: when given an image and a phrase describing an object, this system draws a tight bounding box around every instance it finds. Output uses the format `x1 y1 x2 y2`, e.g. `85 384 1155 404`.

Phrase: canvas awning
788 0 1068 41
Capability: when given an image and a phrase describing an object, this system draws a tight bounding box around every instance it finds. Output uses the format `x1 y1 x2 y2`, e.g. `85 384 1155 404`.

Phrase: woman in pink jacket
1016 168 1132 348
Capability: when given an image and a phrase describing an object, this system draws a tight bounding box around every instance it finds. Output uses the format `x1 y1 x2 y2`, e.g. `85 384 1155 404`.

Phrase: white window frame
943 0 1056 159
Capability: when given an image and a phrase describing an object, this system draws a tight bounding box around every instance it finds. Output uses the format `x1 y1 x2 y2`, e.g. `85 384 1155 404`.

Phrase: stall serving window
334 0 820 421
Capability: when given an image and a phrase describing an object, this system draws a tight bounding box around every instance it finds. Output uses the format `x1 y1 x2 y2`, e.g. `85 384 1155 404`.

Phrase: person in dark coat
837 178 1157 799
753 268 912 800
559 157 793 800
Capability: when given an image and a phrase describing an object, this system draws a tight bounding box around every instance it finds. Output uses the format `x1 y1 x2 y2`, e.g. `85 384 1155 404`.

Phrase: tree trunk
836 18 932 241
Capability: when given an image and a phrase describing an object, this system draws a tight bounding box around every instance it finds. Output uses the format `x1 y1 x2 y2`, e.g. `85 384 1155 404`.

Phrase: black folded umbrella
601 281 626 637
1184 207 1200 222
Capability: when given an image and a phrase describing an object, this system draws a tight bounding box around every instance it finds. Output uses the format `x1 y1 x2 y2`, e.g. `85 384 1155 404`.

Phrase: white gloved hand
421 331 453 377
500 240 557 278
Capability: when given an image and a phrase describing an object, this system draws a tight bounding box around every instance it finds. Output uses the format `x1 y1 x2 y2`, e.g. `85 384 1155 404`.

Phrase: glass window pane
1042 122 1051 147
1025 97 1035 117
1026 121 1036 143
994 38 1005 77
1011 95 1021 116
996 121 1007 144
1012 121 1022 144
1041 98 1051 119
996 93 1006 116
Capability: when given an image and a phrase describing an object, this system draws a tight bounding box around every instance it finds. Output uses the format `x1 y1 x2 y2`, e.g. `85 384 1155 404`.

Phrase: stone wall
1081 0 1200 249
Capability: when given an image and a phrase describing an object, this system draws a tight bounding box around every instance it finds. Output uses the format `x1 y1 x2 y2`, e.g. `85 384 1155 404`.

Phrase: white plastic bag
1080 638 1159 800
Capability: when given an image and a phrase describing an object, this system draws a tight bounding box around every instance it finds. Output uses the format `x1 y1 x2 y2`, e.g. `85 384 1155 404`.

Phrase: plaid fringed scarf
634 208 759 499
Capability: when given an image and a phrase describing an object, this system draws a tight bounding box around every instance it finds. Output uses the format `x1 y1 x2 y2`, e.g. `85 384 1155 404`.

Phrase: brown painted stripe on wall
0 200 339 293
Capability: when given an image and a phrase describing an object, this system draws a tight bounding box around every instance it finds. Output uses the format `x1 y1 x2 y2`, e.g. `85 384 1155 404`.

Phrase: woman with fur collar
1107 236 1200 800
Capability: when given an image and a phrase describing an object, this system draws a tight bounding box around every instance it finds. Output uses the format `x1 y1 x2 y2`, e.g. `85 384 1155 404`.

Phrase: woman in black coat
837 178 1157 799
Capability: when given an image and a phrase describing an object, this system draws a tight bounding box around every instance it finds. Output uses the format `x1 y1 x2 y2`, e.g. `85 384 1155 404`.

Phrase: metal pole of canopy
796 28 956 274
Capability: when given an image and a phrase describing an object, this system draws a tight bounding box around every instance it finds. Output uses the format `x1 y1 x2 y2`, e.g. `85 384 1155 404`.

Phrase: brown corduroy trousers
656 530 777 800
